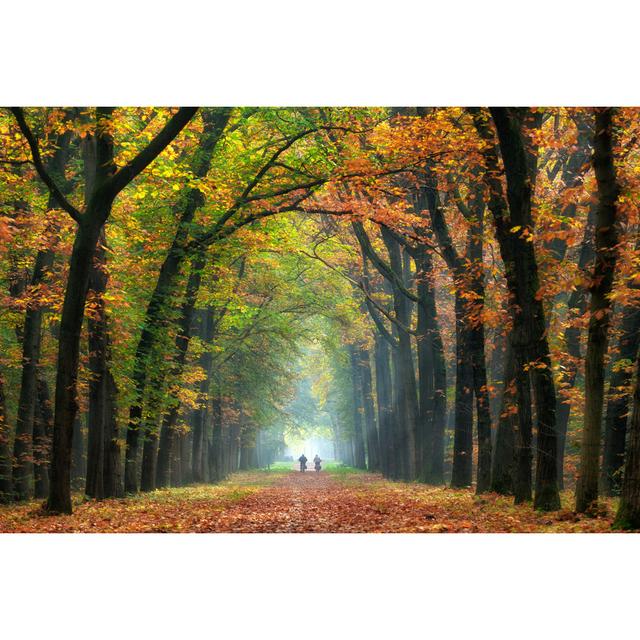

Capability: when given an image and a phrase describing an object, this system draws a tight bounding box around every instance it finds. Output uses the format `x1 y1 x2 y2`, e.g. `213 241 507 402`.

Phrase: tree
576 107 621 514
472 107 561 510
12 107 197 512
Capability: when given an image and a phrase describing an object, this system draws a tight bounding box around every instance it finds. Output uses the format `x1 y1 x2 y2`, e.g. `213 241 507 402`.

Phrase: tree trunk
415 246 435 482
85 233 108 500
576 108 620 514
381 228 418 479
349 344 367 469
192 309 215 483
467 207 492 493
103 370 123 498
614 351 640 529
473 107 561 511
555 203 597 487
156 249 207 488
33 374 53 499
491 337 517 494
12 125 72 501
602 302 640 495
0 373 12 502
48 219 104 512
356 344 380 471
12 261 48 500
374 336 393 477
451 293 474 488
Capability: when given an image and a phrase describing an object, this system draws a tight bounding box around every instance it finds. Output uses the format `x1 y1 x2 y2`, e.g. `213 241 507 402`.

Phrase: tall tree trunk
381 228 418 479
423 175 489 489
451 293 474 488
85 233 108 500
473 107 561 510
415 246 435 482
513 364 533 503
356 344 380 471
555 203 597 487
33 373 53 499
614 350 640 529
210 389 223 482
576 108 620 514
349 344 367 469
49 219 105 512
12 298 43 500
192 309 215 483
602 302 640 495
373 336 393 477
103 370 123 498
0 373 12 502
491 337 517 494
12 125 72 501
467 207 492 493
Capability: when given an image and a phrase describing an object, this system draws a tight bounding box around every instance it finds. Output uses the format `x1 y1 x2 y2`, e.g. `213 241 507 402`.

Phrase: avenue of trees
1 106 640 528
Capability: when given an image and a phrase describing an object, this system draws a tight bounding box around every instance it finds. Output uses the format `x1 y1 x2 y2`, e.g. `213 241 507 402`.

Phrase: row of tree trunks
381 228 418 480
154 249 208 489
12 123 73 501
424 176 489 490
473 107 561 511
124 108 230 494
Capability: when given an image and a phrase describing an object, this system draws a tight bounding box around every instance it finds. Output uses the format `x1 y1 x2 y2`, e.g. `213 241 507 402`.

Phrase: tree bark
356 344 380 471
85 232 108 500
349 344 367 469
576 108 620 514
555 203 597 487
155 249 207 488
491 336 517 494
614 350 640 529
33 374 53 499
373 336 393 477
12 127 72 501
602 302 640 495
0 373 12 502
450 292 475 488
381 228 418 479
473 107 561 510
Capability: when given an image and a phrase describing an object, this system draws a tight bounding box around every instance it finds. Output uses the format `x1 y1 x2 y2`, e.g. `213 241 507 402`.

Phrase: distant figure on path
313 454 322 472
298 454 307 472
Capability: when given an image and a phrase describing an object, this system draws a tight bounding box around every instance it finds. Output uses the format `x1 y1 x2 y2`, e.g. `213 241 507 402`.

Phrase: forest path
0 467 617 532
198 468 390 532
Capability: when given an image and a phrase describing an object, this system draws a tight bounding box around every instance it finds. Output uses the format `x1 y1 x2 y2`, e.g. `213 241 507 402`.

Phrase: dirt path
198 469 384 532
0 468 619 532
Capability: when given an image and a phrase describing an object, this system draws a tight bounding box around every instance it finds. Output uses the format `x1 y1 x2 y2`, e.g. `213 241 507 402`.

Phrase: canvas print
0 106 638 533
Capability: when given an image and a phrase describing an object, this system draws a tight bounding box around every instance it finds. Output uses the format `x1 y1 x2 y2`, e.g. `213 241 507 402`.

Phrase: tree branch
10 107 83 223
107 107 198 196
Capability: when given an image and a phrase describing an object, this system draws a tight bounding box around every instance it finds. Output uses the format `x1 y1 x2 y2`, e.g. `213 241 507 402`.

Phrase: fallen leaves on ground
0 468 623 533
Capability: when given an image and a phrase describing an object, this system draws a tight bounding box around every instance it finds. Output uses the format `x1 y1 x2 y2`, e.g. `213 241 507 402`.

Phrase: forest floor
0 463 622 533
